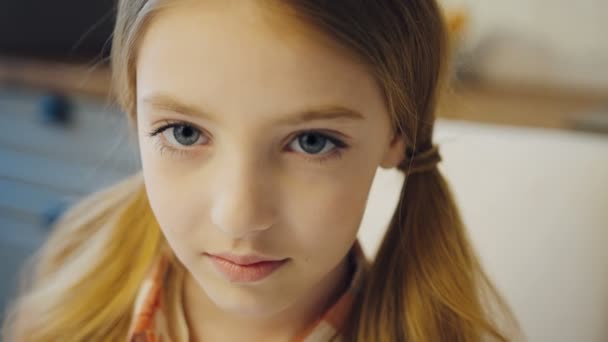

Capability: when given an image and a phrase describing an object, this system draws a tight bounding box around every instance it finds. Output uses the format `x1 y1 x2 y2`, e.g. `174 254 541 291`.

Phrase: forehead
135 1 387 125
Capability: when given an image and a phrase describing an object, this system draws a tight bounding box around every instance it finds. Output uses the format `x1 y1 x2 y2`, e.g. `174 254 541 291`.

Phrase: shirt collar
128 240 368 341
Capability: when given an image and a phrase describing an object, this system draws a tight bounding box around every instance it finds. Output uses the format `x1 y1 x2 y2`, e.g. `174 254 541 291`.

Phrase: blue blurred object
40 94 72 125
41 200 71 228
0 87 139 328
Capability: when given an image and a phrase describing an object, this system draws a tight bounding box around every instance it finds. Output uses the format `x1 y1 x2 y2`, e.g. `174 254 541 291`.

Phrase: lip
205 252 289 283
208 252 285 266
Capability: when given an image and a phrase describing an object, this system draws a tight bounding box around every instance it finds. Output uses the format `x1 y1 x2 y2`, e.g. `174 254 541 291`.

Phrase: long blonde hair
4 1 519 341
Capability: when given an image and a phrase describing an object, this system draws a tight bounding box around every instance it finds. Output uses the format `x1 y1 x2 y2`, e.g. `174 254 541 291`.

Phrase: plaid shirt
128 241 368 342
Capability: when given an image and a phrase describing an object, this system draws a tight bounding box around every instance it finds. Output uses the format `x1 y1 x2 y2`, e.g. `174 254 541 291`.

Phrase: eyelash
146 120 349 164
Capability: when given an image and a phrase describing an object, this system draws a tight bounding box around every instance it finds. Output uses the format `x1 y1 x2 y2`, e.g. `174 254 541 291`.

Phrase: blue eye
288 131 348 163
149 122 208 147
169 124 202 146
293 132 334 154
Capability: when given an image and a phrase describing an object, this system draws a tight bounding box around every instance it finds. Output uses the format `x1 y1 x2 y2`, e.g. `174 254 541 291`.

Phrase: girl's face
136 1 405 318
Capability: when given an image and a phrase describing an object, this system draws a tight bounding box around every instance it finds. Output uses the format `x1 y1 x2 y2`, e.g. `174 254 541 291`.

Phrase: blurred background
0 1 606 341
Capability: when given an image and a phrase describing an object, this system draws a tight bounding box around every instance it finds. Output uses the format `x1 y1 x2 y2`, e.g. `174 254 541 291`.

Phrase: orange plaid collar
128 241 368 342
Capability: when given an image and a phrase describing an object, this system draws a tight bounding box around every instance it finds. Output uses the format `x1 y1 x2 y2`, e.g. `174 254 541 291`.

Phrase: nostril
210 201 276 237
209 174 277 237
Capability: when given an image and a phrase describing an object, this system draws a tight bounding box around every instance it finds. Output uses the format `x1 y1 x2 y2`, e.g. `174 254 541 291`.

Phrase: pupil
300 133 325 154
182 126 193 136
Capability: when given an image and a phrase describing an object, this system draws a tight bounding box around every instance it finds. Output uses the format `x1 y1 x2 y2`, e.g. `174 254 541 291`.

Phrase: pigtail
346 167 517 341
2 173 165 341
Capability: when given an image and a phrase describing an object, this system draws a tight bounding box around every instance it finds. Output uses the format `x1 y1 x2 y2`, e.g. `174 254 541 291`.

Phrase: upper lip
206 252 287 266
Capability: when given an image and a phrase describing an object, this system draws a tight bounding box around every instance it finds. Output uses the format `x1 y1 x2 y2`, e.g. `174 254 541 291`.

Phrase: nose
210 157 277 239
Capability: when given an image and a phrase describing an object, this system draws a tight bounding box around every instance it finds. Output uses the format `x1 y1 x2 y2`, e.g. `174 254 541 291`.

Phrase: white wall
358 119 608 342
442 0 608 91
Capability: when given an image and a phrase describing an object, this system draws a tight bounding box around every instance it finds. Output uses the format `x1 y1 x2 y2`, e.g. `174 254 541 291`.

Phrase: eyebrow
142 94 365 125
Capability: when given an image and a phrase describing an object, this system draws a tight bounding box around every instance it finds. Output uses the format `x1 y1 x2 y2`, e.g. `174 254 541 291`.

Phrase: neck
182 255 351 342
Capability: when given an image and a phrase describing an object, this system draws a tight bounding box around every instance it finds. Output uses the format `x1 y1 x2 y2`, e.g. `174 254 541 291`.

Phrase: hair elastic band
398 144 441 175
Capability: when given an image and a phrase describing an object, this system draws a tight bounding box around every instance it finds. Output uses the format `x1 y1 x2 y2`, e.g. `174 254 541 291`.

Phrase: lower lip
207 255 288 283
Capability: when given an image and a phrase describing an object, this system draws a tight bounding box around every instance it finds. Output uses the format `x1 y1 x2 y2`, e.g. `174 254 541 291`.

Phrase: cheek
288 166 375 251
139 141 205 248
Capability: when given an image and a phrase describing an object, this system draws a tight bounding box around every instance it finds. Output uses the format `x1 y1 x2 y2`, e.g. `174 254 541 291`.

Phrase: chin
210 287 290 318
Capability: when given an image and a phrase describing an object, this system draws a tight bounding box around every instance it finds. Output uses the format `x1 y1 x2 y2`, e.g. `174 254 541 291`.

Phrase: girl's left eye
287 132 346 157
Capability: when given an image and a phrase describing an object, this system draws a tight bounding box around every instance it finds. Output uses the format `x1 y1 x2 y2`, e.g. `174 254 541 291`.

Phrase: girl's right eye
148 121 209 149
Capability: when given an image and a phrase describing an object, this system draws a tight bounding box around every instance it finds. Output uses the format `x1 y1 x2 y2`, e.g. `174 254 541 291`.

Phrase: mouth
204 253 289 283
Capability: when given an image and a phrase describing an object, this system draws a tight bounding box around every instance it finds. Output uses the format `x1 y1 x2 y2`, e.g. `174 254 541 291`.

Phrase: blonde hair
4 1 519 341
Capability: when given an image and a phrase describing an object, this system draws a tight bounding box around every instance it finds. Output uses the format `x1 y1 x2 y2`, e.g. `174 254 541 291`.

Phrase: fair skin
136 1 406 341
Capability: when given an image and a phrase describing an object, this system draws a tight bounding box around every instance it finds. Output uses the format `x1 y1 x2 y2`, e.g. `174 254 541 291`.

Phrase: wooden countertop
1 57 607 134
